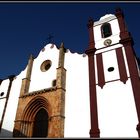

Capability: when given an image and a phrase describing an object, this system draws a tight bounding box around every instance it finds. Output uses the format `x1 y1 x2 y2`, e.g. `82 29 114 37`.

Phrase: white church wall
96 79 138 137
102 49 120 82
94 55 98 84
64 50 90 137
0 43 90 138
0 67 27 137
0 79 9 98
95 44 131 84
0 79 10 123
29 44 59 92
0 79 10 126
0 99 6 123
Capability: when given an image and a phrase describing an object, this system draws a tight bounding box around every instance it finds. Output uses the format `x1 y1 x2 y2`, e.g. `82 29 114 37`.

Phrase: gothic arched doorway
32 108 49 137
13 96 52 138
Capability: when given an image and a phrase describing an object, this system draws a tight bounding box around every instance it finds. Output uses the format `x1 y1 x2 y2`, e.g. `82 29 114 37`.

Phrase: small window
0 92 4 96
108 67 114 72
101 23 112 38
40 60 52 72
52 79 56 87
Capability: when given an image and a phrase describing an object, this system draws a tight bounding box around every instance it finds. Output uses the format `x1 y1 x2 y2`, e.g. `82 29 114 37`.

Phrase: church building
0 8 140 138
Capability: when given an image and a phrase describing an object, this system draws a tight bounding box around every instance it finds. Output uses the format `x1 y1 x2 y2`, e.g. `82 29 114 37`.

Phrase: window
108 67 114 72
0 92 4 96
101 23 112 38
52 79 56 87
40 60 52 72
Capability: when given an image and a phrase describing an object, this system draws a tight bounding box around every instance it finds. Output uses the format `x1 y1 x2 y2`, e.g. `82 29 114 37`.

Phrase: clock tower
86 8 140 138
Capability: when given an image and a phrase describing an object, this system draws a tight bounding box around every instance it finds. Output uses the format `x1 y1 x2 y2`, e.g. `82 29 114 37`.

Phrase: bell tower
86 8 140 138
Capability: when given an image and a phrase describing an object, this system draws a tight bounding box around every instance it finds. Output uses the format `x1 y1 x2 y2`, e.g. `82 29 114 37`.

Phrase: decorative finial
87 17 94 29
115 7 124 17
0 79 3 84
115 7 122 12
60 42 64 48
29 54 34 60
8 75 16 81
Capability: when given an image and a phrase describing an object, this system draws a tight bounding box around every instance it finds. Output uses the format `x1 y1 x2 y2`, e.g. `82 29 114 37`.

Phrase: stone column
49 42 66 138
20 54 34 96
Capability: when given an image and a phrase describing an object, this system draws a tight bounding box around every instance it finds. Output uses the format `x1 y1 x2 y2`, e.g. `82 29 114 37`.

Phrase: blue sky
0 2 140 79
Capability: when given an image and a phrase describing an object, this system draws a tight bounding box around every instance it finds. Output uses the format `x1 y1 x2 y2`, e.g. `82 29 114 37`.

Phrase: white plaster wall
94 55 98 85
0 79 9 122
94 15 120 50
102 49 120 82
64 51 90 137
0 67 27 137
96 79 138 137
0 79 9 99
29 44 59 92
122 46 130 77
95 44 131 82
0 99 6 122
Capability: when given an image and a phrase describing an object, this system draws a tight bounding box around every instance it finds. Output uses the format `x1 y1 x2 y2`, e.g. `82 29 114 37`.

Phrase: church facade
0 8 140 138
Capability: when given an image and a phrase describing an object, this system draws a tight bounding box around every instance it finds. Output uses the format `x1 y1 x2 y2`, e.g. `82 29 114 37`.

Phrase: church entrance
32 108 48 137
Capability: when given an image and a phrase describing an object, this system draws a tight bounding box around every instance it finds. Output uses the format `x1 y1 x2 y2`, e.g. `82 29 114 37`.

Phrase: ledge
20 86 57 98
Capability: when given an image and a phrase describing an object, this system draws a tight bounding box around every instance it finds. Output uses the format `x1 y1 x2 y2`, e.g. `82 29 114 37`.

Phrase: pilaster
20 54 34 96
85 18 100 138
116 8 140 137
49 42 66 138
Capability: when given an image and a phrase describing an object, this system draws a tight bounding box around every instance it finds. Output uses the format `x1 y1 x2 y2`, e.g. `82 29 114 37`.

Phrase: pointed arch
22 96 51 121
19 96 52 137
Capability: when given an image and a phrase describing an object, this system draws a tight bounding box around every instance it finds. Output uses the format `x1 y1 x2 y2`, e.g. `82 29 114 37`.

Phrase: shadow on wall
0 128 13 138
13 129 26 137
0 128 26 138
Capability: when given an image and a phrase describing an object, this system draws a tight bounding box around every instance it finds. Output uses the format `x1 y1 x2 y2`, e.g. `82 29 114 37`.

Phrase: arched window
101 23 112 38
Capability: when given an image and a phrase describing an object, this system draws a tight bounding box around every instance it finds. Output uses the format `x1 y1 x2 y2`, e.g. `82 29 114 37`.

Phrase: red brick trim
96 77 131 85
124 44 140 137
87 18 95 50
85 17 100 138
96 53 105 88
116 47 128 83
115 8 125 33
0 79 2 86
116 8 140 137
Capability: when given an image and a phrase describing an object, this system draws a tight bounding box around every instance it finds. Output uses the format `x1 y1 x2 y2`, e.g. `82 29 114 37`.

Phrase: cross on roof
47 34 54 43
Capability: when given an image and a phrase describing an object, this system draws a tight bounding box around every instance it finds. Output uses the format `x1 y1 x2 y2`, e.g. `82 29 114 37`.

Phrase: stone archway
18 96 51 137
